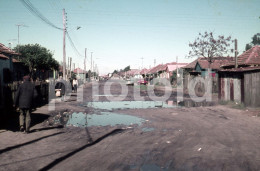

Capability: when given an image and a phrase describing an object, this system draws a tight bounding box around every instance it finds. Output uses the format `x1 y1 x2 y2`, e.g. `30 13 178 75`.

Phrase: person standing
14 75 36 133
72 78 78 93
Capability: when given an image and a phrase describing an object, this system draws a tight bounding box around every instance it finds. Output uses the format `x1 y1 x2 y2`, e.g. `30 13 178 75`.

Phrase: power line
19 0 62 30
66 31 89 61
19 0 88 63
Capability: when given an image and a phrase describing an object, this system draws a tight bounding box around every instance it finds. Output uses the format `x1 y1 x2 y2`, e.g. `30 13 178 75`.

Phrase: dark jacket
15 81 36 109
55 82 65 95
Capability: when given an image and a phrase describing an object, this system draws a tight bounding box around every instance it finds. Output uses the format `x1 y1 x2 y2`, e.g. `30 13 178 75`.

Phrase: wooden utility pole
91 52 93 72
69 57 72 78
235 39 238 68
84 48 87 82
141 57 144 69
62 9 67 80
67 56 70 78
176 56 178 77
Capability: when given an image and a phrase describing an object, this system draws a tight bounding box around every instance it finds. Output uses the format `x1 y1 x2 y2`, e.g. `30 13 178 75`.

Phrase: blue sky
0 0 259 75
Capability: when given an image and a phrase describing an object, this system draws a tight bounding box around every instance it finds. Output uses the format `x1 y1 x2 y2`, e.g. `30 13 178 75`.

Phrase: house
164 62 188 79
218 45 260 107
0 43 20 110
73 68 87 80
111 73 120 79
184 57 234 77
125 69 142 79
147 64 164 78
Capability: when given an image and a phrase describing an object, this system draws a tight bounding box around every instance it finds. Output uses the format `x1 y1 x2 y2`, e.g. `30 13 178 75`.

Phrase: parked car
138 79 148 85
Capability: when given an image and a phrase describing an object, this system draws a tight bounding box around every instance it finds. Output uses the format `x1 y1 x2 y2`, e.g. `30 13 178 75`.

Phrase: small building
219 45 260 107
164 63 188 79
186 57 234 77
73 68 87 80
125 69 142 79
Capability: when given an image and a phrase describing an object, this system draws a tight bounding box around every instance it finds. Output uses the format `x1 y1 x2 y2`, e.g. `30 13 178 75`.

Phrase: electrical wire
66 31 89 62
19 0 63 30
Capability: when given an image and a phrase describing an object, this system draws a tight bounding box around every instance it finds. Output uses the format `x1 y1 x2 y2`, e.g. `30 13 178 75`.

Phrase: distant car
138 79 148 85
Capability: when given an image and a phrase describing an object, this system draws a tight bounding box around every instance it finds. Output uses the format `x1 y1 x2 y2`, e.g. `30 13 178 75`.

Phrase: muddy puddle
86 101 177 110
65 112 145 127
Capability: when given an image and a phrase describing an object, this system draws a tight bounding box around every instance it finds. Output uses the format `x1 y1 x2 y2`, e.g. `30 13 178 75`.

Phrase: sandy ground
0 80 260 171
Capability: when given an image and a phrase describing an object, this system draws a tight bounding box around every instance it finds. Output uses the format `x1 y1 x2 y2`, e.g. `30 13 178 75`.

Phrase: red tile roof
73 68 86 74
198 57 234 69
0 43 20 55
183 57 234 70
126 69 141 76
224 45 260 67
182 58 200 69
147 64 164 74
0 53 9 59
219 66 260 72
140 68 148 74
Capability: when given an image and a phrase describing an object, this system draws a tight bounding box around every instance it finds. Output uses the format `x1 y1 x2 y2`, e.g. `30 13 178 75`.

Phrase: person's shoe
20 126 24 132
24 130 30 134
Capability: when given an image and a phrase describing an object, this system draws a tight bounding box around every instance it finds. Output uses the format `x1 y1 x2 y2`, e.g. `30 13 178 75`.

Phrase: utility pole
154 59 156 67
84 48 87 82
62 9 67 80
235 39 238 68
141 57 144 69
69 57 72 78
16 24 28 55
67 56 70 78
176 56 178 77
91 52 93 72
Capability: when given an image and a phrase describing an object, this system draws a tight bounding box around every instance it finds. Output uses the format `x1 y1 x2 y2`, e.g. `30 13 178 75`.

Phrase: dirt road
0 80 260 171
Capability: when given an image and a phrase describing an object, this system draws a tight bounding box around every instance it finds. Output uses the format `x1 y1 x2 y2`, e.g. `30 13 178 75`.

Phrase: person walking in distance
72 78 78 93
14 75 36 133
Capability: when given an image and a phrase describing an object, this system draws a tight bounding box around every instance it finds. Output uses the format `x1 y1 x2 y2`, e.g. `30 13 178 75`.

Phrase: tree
112 70 118 74
245 33 260 50
188 31 233 67
123 65 130 72
14 44 59 76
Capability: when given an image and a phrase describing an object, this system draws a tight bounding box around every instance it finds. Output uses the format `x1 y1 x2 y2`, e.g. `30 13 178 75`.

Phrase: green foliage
123 65 130 72
245 33 260 50
14 44 59 76
170 68 189 85
113 70 118 74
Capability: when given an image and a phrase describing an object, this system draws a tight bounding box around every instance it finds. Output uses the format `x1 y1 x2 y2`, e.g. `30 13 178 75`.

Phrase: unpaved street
0 80 260 171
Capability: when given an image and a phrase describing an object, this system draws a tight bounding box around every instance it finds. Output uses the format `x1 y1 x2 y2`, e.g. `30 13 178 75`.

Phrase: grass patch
135 85 147 91
219 100 246 110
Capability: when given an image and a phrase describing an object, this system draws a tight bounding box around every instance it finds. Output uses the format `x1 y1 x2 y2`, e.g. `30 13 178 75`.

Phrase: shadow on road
0 112 50 132
0 132 64 154
39 128 125 171
30 125 64 133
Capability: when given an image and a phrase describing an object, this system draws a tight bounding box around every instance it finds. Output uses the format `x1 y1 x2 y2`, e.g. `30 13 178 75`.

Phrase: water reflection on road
66 112 144 127
87 101 177 110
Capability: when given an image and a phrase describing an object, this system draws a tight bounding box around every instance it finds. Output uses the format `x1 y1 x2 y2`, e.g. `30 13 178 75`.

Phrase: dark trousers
73 85 77 92
19 108 31 131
